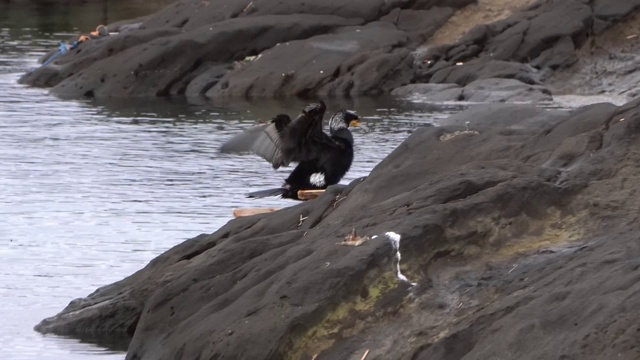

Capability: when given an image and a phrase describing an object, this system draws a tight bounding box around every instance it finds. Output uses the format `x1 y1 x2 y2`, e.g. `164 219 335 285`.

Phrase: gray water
0 19 464 360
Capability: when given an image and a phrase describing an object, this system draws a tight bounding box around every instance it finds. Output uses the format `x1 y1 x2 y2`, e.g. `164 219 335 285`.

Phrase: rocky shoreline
17 0 640 103
35 99 640 359
29 1 640 359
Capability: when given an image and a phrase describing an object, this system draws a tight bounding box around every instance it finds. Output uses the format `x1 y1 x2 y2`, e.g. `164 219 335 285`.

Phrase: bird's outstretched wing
279 101 328 162
220 101 327 169
220 114 291 169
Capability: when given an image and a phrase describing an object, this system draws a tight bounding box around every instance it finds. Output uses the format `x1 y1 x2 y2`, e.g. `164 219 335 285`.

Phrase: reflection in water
0 1 175 34
0 27 460 360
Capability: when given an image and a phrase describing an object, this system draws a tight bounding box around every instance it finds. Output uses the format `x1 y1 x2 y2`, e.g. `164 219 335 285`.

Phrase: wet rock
35 98 640 360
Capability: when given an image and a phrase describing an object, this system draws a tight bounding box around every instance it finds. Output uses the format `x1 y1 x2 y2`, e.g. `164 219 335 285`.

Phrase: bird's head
329 110 360 130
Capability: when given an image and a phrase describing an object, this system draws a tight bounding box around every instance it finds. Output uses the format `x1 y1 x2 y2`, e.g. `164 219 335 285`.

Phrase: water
0 18 460 360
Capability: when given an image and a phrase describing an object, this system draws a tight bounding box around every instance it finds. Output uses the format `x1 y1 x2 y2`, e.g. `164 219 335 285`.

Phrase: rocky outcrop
35 97 640 359
20 0 640 102
406 0 640 102
18 0 472 99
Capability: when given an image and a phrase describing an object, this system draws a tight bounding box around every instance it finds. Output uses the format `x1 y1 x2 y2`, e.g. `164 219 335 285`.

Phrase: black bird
220 101 360 200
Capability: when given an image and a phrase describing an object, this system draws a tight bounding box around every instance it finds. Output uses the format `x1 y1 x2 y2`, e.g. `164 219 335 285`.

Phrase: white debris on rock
373 232 417 286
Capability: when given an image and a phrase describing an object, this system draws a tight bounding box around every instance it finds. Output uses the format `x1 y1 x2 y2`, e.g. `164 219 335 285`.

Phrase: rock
20 0 480 99
429 59 543 86
206 22 412 98
593 0 640 21
40 15 360 98
513 1 592 62
20 0 640 101
380 7 456 42
391 79 553 103
390 83 462 101
530 35 577 70
411 0 640 101
35 98 640 359
462 78 552 103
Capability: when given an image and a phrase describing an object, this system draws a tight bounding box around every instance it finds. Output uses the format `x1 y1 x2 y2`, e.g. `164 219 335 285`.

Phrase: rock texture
36 98 640 359
391 78 552 103
18 0 472 99
408 0 640 102
21 0 640 102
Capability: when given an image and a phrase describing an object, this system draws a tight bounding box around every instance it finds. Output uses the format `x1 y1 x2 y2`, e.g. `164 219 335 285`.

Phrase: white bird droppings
384 232 416 286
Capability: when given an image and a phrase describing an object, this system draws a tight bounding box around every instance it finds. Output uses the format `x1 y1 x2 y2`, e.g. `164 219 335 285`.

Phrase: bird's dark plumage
221 101 360 200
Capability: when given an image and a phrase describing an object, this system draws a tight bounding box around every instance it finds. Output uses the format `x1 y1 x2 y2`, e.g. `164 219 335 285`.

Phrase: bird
220 101 360 200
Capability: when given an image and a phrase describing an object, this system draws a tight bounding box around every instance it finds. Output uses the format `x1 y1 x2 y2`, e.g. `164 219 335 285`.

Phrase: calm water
0 17 461 360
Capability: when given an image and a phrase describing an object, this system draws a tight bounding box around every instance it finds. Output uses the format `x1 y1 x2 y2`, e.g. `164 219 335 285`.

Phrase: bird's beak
349 120 361 127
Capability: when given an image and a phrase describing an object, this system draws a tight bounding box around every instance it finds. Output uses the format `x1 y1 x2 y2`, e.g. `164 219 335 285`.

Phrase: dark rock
380 7 455 42
20 0 480 99
403 0 640 100
530 35 577 70
19 28 182 89
206 22 412 98
593 0 640 21
21 0 640 101
183 63 230 97
484 20 530 61
430 59 542 86
390 79 554 104
461 78 552 103
390 83 462 101
41 15 360 98
35 99 640 360
512 1 592 62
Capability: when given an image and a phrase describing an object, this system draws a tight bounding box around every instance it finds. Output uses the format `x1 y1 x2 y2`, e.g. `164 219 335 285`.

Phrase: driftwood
233 190 325 217
297 189 325 200
233 208 281 218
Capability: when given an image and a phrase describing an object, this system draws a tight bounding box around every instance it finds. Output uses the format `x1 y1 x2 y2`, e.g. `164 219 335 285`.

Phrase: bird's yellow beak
349 120 361 127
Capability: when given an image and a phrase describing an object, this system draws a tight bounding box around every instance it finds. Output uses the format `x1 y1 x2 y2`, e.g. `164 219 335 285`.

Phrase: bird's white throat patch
309 172 326 187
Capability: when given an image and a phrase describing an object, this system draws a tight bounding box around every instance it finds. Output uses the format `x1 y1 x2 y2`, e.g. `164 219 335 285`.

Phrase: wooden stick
297 189 325 200
233 207 281 218
361 349 370 360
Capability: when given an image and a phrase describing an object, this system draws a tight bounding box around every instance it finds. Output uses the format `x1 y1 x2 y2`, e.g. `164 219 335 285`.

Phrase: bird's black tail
246 188 286 199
